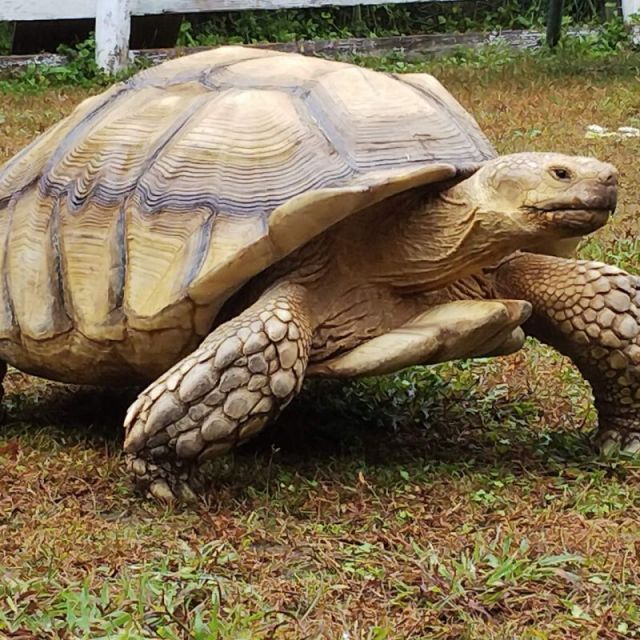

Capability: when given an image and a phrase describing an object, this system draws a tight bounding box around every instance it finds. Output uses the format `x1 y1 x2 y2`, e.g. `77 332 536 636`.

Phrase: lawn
1 48 640 639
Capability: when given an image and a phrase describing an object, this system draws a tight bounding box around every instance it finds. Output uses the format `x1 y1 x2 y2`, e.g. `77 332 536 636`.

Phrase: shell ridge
0 196 17 337
200 61 341 94
132 66 217 90
182 212 216 292
0 175 39 211
38 85 130 199
50 198 73 327
394 75 496 162
132 51 291 91
129 90 218 215
300 90 359 174
51 88 216 215
111 203 127 314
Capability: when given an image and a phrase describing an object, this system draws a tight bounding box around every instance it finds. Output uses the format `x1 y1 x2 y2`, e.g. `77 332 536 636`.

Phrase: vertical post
96 0 131 74
546 0 564 48
621 0 640 21
622 0 640 47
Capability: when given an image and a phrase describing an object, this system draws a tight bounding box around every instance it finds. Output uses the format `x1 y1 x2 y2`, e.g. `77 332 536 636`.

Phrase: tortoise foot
126 453 204 504
493 254 640 461
596 426 640 457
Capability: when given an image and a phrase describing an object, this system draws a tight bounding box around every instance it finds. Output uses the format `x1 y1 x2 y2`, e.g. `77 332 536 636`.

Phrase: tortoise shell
0 46 495 382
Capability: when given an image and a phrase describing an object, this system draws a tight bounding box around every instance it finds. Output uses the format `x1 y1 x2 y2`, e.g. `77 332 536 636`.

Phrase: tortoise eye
551 167 572 181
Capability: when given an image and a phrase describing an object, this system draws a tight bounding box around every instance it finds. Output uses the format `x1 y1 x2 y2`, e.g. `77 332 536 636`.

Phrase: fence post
621 0 640 20
622 0 640 47
546 0 564 48
95 0 131 73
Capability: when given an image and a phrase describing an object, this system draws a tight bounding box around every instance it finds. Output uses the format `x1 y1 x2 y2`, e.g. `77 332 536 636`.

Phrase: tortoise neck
374 185 522 293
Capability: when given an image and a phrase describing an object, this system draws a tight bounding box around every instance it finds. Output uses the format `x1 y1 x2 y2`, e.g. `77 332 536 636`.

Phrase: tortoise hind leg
123 283 312 503
493 253 640 456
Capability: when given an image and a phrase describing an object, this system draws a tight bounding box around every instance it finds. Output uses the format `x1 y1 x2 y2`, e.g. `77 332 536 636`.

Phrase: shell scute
0 47 494 378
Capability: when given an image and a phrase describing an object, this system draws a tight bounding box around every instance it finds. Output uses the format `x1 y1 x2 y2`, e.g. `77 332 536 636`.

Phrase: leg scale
123 286 312 502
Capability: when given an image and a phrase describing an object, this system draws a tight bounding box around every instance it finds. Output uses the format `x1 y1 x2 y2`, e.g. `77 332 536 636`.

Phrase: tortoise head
458 152 617 238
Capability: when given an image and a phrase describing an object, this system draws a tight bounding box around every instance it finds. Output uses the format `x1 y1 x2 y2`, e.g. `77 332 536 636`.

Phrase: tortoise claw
597 428 640 458
126 453 201 506
149 479 177 505
597 429 621 457
623 437 640 456
148 478 199 505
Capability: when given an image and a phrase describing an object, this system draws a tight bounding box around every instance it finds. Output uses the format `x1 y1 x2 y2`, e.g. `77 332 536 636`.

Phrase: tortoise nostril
599 168 618 186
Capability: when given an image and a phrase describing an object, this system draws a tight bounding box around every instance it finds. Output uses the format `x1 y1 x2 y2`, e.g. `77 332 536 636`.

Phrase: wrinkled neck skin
241 178 541 363
373 180 531 293
261 177 526 302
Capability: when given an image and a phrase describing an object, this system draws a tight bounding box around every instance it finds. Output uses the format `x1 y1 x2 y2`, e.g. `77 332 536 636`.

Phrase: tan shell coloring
0 47 494 383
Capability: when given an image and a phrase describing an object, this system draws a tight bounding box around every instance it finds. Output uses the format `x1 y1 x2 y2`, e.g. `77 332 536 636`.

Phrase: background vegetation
176 0 616 47
0 0 622 55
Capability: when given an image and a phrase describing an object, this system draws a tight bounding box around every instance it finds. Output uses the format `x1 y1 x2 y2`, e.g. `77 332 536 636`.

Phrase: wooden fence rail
1 0 640 73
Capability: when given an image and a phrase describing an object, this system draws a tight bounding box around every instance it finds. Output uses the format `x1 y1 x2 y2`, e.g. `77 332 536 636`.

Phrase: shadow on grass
0 367 608 498
2 379 135 446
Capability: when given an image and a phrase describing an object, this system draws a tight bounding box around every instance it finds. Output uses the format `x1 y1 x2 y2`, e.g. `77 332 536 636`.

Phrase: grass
2 48 640 638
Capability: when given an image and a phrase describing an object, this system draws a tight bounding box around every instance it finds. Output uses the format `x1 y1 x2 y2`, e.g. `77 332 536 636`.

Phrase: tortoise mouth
530 206 614 235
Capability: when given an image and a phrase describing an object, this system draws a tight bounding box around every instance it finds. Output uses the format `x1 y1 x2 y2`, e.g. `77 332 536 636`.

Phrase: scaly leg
123 283 312 502
493 252 640 455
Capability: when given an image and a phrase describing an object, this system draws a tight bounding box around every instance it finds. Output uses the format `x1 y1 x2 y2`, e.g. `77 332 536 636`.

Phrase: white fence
1 0 640 73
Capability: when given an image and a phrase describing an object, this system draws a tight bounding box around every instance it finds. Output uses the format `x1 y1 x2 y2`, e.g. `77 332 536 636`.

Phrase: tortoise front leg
493 252 640 455
123 283 312 503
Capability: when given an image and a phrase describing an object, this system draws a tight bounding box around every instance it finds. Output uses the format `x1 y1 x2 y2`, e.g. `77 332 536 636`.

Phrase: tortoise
0 46 637 502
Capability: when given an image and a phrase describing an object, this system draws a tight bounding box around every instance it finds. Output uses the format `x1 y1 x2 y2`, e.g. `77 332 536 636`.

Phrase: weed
0 21 11 55
0 36 148 93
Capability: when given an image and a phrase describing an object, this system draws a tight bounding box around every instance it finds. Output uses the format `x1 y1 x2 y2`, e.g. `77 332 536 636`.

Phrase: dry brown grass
1 51 640 639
